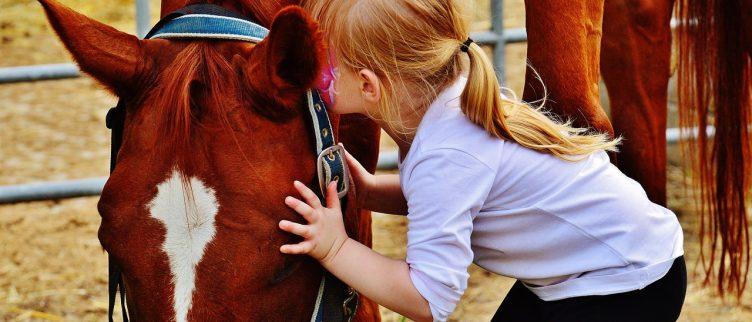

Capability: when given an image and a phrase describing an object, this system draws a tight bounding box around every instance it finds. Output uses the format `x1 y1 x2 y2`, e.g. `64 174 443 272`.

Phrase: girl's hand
279 180 349 263
341 144 375 208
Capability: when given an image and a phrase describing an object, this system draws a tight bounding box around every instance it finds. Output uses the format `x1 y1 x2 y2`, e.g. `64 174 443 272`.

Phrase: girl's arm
323 238 432 322
279 181 432 322
282 149 487 322
344 147 408 215
362 174 408 215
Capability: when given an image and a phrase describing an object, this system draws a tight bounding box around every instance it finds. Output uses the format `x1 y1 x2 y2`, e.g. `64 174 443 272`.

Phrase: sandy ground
1 0 750 321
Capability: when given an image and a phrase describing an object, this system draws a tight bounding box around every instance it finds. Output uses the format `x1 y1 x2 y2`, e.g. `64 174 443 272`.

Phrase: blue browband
150 14 270 43
106 4 355 322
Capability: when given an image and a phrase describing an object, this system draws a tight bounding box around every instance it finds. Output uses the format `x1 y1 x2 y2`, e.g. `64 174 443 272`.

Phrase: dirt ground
1 0 750 321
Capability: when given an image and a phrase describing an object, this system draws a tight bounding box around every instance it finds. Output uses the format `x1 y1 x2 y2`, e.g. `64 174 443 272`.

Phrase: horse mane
676 0 751 298
151 42 241 168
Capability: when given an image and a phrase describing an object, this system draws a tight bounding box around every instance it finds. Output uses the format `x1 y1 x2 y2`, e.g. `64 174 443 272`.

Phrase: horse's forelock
149 42 245 171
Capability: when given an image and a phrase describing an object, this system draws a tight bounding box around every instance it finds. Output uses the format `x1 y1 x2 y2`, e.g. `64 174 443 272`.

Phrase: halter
105 4 355 322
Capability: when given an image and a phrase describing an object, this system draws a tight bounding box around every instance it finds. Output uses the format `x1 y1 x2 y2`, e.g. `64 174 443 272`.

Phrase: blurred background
0 0 750 321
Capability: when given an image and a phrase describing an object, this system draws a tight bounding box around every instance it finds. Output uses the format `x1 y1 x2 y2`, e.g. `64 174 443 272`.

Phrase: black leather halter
105 4 356 322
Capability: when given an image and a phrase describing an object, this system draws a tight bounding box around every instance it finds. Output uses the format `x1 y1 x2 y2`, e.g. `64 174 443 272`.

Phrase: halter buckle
316 145 349 200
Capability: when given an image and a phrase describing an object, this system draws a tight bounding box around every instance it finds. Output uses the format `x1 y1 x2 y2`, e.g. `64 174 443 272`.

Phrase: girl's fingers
285 196 316 221
280 241 315 254
341 144 353 160
339 143 348 154
279 220 311 238
293 181 322 209
326 181 340 209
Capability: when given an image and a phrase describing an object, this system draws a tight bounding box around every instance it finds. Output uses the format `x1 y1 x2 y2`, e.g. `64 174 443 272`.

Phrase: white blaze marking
148 169 219 322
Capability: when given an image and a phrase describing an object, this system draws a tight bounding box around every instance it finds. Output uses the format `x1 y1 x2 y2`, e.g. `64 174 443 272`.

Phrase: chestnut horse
525 0 751 296
40 0 380 320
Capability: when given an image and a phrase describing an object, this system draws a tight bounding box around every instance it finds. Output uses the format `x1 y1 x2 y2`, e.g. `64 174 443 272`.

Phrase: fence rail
0 63 80 83
0 151 398 204
0 124 715 204
0 178 107 204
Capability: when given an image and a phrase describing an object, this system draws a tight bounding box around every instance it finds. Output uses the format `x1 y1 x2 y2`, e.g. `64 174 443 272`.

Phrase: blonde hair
305 0 620 160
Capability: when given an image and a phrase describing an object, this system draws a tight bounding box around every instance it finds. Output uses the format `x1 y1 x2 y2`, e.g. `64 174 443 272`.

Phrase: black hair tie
460 37 474 53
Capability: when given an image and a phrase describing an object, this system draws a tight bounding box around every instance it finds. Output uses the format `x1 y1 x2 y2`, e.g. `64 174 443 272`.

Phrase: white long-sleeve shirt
399 77 684 321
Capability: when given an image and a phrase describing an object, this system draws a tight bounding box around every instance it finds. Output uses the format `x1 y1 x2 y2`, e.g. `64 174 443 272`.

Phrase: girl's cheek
329 91 349 114
329 87 359 114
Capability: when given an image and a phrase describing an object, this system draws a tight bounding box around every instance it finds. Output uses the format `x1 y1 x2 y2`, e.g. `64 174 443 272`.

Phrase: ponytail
461 42 620 161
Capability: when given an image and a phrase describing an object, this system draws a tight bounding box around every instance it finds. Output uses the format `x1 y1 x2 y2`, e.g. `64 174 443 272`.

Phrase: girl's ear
39 0 150 95
237 6 325 120
359 69 382 105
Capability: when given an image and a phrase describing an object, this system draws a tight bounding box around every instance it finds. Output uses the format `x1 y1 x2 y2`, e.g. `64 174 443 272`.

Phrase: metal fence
0 0 692 204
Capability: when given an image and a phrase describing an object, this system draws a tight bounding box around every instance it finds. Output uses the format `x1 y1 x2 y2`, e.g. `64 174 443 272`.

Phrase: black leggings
492 256 687 322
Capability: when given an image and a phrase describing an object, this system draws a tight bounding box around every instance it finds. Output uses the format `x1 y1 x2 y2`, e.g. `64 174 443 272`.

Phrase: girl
279 1 686 321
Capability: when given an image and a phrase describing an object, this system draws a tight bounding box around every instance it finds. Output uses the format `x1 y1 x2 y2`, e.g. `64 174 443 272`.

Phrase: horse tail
676 0 751 297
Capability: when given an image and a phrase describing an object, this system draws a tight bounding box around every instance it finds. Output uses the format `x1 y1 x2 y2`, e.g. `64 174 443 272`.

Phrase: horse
523 0 751 296
39 0 381 320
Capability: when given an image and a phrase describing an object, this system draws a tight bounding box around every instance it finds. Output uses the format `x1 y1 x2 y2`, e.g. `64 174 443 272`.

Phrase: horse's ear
238 6 325 120
39 0 149 95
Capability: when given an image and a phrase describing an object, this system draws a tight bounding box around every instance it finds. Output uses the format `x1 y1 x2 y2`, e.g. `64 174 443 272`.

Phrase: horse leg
523 0 614 138
745 0 752 53
600 0 674 206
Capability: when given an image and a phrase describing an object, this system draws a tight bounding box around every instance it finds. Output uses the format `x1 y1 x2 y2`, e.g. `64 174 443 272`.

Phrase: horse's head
39 0 353 320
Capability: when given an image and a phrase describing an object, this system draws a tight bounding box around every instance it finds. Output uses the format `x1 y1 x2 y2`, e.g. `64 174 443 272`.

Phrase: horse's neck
159 1 303 25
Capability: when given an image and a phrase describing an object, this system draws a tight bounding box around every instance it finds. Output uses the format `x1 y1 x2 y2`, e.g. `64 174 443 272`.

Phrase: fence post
491 0 505 83
136 0 151 39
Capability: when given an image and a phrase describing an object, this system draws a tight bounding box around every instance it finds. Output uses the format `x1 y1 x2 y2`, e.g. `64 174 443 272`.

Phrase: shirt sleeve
403 148 496 321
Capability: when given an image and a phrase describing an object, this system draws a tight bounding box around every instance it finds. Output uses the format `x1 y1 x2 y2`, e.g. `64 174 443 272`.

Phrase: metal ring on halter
342 287 359 322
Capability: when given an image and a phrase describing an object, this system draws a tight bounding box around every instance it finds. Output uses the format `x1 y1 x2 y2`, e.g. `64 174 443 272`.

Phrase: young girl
278 1 686 321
